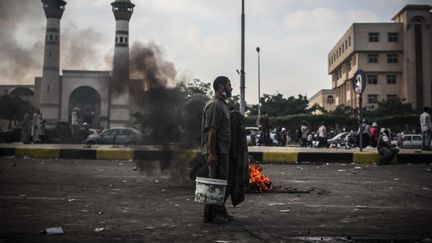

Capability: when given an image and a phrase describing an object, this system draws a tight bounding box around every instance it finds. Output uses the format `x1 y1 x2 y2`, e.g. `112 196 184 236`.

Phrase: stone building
312 5 431 111
308 89 336 114
1 0 136 129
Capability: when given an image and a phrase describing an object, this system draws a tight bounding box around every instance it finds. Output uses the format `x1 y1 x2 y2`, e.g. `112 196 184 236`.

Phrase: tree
331 105 357 118
186 79 213 97
364 97 415 117
0 94 34 129
248 93 309 116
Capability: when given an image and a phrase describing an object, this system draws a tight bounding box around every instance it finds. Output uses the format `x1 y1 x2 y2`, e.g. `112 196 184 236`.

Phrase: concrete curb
1 146 432 164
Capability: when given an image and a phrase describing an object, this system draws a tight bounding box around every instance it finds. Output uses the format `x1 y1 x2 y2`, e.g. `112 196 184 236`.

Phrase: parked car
0 127 21 143
391 134 431 149
85 127 145 145
327 132 350 148
44 121 73 143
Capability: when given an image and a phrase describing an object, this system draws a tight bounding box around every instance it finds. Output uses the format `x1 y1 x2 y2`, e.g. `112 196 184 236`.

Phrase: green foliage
331 105 358 119
249 93 309 116
0 94 34 126
186 79 213 97
227 95 240 110
364 97 415 117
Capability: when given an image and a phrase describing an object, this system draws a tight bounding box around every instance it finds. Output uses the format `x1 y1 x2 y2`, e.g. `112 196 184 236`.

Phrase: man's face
221 81 232 98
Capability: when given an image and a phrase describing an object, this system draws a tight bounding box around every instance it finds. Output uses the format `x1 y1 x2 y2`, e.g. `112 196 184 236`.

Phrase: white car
392 134 431 149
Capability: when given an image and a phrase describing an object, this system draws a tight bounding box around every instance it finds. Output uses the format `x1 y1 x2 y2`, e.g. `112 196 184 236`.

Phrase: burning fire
248 164 273 193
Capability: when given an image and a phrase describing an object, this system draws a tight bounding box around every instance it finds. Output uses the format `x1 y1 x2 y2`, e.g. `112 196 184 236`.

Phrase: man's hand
208 152 217 165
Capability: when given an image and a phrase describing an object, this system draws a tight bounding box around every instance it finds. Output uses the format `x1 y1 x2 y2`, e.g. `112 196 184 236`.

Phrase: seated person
377 129 399 165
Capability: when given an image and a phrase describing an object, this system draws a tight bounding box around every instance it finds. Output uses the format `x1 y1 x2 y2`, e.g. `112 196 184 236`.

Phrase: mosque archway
68 86 101 126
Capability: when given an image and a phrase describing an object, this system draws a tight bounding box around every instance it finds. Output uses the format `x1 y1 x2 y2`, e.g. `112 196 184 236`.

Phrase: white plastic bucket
194 177 227 205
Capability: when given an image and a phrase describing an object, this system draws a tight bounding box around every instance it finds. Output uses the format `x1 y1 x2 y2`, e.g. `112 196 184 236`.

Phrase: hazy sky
0 0 430 104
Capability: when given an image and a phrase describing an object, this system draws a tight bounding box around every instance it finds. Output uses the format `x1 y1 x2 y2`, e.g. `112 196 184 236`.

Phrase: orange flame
248 164 273 193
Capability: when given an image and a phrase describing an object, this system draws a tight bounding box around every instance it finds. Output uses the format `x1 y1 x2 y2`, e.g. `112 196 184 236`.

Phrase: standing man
20 112 32 144
259 112 270 145
201 76 233 224
317 122 327 148
31 109 42 143
71 107 80 144
420 107 432 151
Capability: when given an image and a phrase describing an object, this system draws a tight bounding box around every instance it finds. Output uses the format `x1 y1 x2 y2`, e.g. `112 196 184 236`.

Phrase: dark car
0 127 21 143
85 127 145 145
44 121 73 143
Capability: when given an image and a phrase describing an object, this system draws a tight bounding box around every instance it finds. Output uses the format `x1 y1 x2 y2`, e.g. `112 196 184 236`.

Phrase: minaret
109 0 134 128
40 0 66 121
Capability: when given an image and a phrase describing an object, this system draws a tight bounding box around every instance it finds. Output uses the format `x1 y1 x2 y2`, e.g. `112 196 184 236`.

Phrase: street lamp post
256 47 261 123
239 0 246 115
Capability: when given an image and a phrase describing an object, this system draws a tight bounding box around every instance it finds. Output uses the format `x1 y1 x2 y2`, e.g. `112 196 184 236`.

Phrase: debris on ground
42 227 64 235
356 205 369 209
271 185 314 194
94 227 104 232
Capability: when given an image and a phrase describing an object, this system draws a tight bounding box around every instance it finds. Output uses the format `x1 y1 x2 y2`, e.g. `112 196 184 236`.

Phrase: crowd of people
16 107 99 144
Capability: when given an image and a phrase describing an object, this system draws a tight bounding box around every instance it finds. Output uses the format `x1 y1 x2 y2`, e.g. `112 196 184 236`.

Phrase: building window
352 54 356 65
49 35 53 41
387 53 398 63
120 36 123 43
368 54 378 63
327 95 334 104
387 74 397 84
388 32 399 42
369 32 379 42
387 94 397 100
368 94 378 104
115 37 118 43
349 36 352 46
345 40 348 49
367 75 378 84
125 37 128 43
55 35 58 41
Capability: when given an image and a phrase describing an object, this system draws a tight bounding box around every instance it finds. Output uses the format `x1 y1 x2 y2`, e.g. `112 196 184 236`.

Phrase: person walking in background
420 107 432 151
359 118 371 148
369 122 378 148
280 127 287 146
71 107 81 144
20 112 32 144
300 121 309 147
317 123 327 147
259 112 270 146
201 76 233 224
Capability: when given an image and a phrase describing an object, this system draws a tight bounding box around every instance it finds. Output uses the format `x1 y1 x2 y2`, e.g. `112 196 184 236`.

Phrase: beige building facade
308 89 336 114
326 5 431 110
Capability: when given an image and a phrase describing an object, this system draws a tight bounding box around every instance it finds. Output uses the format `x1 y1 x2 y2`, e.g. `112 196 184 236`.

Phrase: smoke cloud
61 23 108 71
0 0 44 85
129 42 177 88
0 0 109 85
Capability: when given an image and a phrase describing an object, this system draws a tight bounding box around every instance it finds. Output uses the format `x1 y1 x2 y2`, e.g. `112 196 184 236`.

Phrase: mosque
0 0 136 129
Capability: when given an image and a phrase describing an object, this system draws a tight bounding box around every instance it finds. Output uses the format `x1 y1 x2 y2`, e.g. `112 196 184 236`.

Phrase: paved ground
1 158 432 242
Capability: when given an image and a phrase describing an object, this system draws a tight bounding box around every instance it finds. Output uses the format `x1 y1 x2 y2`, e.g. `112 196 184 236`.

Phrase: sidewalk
1 143 432 164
